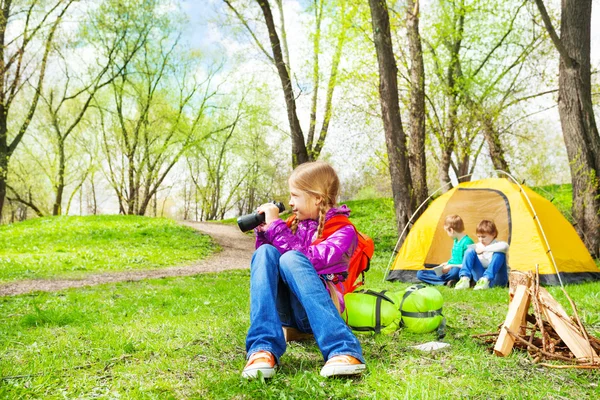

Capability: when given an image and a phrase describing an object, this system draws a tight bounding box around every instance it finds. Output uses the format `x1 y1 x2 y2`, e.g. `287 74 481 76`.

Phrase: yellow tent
386 178 600 285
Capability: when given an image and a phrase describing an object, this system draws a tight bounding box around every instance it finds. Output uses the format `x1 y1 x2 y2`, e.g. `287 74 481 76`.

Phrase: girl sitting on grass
242 161 365 379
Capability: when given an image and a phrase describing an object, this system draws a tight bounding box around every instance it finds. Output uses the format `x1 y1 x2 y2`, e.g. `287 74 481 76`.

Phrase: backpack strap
312 215 354 245
347 290 394 334
286 214 355 244
399 285 446 340
285 215 296 228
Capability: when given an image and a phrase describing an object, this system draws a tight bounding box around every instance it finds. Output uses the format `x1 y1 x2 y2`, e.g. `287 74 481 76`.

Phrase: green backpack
342 289 402 335
399 285 446 338
343 286 446 338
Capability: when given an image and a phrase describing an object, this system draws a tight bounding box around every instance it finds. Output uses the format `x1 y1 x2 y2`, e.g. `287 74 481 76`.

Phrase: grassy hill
0 215 216 283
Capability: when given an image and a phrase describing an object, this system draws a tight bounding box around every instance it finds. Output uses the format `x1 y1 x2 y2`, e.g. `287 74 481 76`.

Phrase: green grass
1 270 599 398
531 183 573 223
1 196 599 398
0 215 216 283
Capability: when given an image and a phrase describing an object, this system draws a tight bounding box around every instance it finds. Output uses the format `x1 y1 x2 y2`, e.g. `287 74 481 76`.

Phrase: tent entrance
424 188 512 267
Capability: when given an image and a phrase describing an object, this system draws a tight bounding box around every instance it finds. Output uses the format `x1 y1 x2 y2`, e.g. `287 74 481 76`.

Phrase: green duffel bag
399 284 446 339
342 289 402 335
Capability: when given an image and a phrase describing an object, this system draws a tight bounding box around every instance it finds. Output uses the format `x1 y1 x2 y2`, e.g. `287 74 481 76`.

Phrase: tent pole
382 174 472 282
495 170 564 288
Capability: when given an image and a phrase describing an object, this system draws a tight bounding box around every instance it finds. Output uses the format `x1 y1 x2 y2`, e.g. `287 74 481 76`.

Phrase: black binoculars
237 201 286 232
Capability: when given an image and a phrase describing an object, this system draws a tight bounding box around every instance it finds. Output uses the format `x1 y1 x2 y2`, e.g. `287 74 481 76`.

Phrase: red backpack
286 215 375 295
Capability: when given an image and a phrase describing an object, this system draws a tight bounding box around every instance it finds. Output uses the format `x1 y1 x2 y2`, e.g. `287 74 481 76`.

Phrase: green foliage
0 215 216 282
531 183 574 223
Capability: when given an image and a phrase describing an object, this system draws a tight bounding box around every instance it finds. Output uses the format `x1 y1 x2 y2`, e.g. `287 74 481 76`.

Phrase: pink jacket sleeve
254 228 270 249
263 219 357 275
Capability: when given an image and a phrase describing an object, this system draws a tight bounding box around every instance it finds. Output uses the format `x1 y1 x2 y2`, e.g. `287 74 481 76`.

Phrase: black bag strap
360 289 394 304
348 289 395 334
398 284 425 312
398 284 447 340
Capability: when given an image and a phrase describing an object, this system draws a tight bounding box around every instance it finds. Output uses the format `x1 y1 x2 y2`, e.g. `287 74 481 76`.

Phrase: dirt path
0 221 254 297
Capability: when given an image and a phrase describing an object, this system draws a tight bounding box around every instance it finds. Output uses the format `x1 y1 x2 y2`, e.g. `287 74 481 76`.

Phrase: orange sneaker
320 355 365 377
242 351 277 379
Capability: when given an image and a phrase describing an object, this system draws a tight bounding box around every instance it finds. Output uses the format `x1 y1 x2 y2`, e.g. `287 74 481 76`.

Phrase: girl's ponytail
290 215 299 234
316 202 327 239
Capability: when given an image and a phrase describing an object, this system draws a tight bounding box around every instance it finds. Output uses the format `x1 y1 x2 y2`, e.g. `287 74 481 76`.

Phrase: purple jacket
255 205 357 277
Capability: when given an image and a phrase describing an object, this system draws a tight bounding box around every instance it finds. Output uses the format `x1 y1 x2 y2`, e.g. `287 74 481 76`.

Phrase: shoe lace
326 355 359 365
247 351 274 366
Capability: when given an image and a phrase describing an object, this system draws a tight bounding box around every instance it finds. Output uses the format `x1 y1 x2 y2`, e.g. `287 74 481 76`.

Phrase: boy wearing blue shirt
417 215 474 286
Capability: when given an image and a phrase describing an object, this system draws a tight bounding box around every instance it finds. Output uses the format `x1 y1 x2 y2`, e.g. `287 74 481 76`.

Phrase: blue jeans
417 266 460 285
245 245 364 363
458 248 508 287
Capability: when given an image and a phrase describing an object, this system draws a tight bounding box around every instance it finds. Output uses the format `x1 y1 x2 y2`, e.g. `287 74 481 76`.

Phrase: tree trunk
406 0 428 208
256 0 309 167
127 153 136 215
481 114 510 173
558 1 600 257
438 92 457 192
368 0 414 234
0 141 6 222
53 139 66 215
535 0 600 256
438 146 453 191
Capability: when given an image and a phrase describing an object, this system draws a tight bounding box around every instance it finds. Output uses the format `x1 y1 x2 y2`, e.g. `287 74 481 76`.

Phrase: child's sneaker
320 355 365 377
454 277 470 290
474 277 490 290
242 351 276 379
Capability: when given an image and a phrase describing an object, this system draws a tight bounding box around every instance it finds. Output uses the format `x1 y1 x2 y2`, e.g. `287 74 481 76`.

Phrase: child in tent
455 219 509 290
242 161 365 379
417 215 474 286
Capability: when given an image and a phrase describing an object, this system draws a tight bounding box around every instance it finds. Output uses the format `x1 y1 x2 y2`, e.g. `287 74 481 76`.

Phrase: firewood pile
475 270 600 369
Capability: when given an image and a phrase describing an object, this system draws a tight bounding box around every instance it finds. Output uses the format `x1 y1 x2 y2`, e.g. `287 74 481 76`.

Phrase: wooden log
494 285 531 357
537 288 598 359
504 326 584 363
538 363 599 369
561 287 598 365
509 271 532 301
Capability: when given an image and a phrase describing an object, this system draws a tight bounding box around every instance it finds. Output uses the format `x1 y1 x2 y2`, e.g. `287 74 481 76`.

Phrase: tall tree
41 7 145 215
534 0 600 256
423 0 544 188
95 2 219 216
254 0 308 166
222 0 356 167
368 0 414 234
424 0 464 191
405 0 428 207
0 0 74 221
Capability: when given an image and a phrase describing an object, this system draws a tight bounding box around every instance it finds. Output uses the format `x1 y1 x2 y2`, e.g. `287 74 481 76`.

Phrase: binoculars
237 201 286 232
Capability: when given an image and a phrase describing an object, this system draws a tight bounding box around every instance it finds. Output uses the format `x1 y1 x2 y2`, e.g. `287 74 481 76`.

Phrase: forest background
1 0 598 251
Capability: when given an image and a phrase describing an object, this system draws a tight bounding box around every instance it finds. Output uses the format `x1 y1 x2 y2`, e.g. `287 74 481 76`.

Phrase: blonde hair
476 220 498 238
444 215 465 232
288 161 340 239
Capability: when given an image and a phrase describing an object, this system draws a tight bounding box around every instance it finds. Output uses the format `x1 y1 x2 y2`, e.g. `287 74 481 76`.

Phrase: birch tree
222 0 357 167
0 0 75 220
